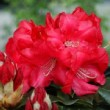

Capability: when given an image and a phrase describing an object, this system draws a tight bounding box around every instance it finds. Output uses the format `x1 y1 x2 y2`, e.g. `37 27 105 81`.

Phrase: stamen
77 68 97 79
64 41 79 47
76 71 86 79
64 41 73 47
41 58 56 76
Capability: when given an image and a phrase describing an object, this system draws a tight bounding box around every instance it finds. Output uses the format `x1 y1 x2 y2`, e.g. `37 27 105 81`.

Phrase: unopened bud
2 85 23 108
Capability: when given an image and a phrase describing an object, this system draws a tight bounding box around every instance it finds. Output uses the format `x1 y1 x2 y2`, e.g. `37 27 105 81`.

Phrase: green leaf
98 88 110 104
78 95 94 105
50 91 79 106
103 77 110 90
68 94 94 108
50 95 79 105
75 100 92 108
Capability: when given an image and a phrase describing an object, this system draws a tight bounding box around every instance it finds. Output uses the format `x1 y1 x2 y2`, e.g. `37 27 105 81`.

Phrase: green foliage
98 78 110 104
98 88 110 104
5 0 102 24
103 39 110 58
5 0 54 24
73 0 102 13
47 77 110 110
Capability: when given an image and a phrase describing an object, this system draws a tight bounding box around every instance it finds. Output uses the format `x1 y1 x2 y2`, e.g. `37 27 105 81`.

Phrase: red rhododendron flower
61 47 108 96
45 7 103 54
6 20 53 92
6 20 66 93
45 7 108 96
6 20 49 66
45 7 104 69
5 7 109 97
0 5 109 110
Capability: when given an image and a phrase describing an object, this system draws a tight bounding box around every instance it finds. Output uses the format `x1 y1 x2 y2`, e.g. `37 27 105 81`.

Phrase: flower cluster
0 7 109 110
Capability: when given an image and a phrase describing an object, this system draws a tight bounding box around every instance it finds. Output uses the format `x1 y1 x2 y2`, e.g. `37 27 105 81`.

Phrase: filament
77 68 97 79
41 58 56 76
64 41 79 47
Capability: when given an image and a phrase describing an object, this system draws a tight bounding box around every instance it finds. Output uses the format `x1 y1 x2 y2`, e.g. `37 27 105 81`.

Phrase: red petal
52 62 67 86
25 99 33 110
72 77 98 96
46 13 54 28
72 7 88 20
58 13 78 38
0 54 15 84
14 69 23 90
52 103 59 110
96 48 109 72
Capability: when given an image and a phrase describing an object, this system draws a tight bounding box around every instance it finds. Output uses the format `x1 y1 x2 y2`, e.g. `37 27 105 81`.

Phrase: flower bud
0 52 23 109
2 84 23 108
25 87 58 110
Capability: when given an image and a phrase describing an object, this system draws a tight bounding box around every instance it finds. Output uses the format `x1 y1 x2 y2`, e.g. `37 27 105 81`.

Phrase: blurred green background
4 0 102 24
0 0 110 55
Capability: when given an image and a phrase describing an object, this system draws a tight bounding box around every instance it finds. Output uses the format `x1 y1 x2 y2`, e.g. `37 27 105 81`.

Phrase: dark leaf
103 77 110 90
98 88 110 104
50 95 79 106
